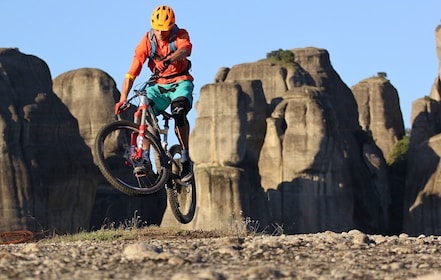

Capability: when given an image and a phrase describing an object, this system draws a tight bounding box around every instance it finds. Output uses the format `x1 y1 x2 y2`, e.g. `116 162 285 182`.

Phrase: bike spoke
95 121 195 223
95 121 169 196
166 144 196 224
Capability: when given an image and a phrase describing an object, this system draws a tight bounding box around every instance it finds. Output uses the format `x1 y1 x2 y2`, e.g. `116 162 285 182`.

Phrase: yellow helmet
150 5 175 31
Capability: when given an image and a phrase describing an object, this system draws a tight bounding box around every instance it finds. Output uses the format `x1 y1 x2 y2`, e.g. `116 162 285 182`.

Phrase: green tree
266 49 296 64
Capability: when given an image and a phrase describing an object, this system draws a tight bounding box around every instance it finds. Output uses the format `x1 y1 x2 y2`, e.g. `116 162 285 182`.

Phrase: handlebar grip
119 102 131 112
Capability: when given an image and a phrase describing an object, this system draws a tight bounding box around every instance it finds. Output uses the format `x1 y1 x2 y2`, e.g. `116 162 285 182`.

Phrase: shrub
386 136 409 166
377 72 387 78
266 49 296 64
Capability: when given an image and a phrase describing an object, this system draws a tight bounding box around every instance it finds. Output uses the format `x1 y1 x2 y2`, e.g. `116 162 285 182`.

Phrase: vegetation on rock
265 49 297 66
386 136 409 166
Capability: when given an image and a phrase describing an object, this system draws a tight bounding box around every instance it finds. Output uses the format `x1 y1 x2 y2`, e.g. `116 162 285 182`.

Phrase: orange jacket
127 28 193 84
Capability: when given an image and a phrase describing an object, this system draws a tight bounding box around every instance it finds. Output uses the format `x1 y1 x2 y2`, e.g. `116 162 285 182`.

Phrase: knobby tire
94 120 169 196
166 145 196 224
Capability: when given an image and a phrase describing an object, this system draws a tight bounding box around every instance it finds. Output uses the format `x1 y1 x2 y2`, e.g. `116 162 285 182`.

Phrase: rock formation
404 23 441 235
351 74 405 159
2 23 441 236
190 48 391 234
0 48 95 233
52 68 167 229
183 80 270 230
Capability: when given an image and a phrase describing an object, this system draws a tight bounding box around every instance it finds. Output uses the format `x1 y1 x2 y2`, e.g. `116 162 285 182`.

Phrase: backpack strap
168 24 179 52
147 31 156 60
147 24 192 78
148 24 180 60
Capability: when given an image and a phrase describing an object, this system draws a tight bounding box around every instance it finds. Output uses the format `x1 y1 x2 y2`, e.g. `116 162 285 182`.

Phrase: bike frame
129 82 171 161
95 74 196 222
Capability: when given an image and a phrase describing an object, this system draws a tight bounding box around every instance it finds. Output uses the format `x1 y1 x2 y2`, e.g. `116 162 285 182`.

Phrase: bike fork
131 103 149 161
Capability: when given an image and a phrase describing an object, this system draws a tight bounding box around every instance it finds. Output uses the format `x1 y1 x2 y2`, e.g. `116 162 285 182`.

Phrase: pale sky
2 1 440 130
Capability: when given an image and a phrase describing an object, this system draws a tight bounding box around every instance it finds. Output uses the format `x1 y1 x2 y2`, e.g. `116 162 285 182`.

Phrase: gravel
1 229 441 279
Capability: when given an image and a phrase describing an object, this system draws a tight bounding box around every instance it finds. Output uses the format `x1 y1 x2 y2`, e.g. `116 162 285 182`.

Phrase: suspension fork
131 99 149 160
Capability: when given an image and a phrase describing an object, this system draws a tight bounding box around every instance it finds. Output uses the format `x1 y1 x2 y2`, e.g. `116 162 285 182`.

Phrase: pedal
133 166 147 177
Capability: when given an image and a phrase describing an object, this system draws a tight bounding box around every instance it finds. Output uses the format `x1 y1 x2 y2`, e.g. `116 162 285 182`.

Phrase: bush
377 72 387 78
266 49 296 64
386 136 409 166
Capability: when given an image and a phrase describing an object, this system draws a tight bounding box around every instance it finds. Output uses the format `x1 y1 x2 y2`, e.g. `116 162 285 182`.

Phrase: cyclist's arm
167 47 190 63
166 29 192 63
119 35 150 102
119 76 134 102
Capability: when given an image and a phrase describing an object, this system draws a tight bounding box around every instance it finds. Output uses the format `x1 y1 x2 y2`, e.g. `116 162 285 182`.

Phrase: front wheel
94 120 169 196
166 145 196 224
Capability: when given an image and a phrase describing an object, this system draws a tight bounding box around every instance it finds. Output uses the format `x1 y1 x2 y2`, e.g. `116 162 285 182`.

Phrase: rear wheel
166 145 196 224
94 120 169 196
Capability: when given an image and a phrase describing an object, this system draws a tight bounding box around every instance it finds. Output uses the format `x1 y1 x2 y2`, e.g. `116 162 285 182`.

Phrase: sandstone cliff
0 48 95 233
351 74 405 159
52 68 169 229
189 48 392 234
403 23 441 235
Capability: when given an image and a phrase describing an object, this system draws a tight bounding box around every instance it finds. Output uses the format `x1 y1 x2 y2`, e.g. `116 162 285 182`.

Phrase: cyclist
115 5 194 181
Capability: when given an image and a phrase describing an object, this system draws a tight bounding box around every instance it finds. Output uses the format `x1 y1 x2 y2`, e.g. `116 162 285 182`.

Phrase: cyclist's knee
173 107 188 127
171 97 190 127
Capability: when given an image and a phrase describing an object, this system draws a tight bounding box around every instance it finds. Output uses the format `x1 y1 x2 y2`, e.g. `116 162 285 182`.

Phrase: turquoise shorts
147 80 194 115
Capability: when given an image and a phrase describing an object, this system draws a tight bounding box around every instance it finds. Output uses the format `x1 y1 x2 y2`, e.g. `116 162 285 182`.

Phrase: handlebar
118 71 161 112
117 61 170 114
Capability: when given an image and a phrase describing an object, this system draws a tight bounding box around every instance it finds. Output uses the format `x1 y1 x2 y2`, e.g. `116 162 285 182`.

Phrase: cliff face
189 48 392 234
352 75 405 159
0 48 95 233
52 68 168 229
404 24 441 236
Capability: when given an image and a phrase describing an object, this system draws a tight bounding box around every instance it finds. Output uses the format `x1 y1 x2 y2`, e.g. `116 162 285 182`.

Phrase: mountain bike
94 74 196 224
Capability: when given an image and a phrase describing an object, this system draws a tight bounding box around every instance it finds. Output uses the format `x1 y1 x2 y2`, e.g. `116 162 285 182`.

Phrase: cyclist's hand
155 59 170 72
114 100 127 114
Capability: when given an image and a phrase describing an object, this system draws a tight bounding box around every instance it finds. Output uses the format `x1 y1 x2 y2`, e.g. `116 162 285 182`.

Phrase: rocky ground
0 229 441 279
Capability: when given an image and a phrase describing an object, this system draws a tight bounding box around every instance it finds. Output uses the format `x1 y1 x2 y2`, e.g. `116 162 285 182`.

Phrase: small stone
168 256 186 266
352 233 370 245
122 242 162 261
22 243 40 253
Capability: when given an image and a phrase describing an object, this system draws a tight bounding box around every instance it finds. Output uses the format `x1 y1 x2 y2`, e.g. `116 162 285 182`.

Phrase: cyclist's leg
169 80 194 181
171 97 191 149
135 85 171 176
169 80 194 105
147 84 172 114
169 80 193 150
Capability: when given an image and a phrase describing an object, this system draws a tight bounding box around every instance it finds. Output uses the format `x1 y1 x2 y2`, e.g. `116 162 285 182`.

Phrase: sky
1 1 440 131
